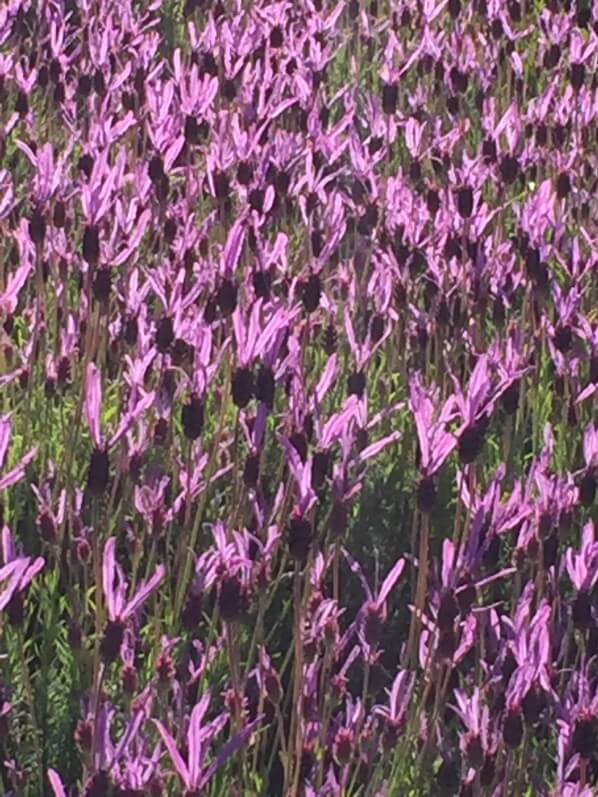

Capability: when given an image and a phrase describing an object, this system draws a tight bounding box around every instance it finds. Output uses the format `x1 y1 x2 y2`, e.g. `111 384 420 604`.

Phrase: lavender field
0 0 598 794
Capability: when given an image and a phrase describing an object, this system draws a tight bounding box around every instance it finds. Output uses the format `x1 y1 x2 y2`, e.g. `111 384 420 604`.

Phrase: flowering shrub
0 0 598 795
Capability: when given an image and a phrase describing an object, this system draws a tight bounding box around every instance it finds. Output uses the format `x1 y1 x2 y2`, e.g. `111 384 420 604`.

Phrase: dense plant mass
0 0 598 794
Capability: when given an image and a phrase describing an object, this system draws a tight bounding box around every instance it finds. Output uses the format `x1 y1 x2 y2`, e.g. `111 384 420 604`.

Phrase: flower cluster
0 0 597 795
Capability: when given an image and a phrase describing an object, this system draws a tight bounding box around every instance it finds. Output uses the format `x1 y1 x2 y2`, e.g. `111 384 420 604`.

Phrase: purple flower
100 536 164 663
566 521 598 628
1 525 44 624
0 415 37 492
565 521 598 594
409 372 457 478
452 687 496 770
373 669 415 748
155 691 259 794
340 549 405 660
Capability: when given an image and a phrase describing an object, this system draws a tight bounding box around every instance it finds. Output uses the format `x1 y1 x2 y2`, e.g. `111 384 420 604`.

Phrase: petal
47 769 66 797
377 557 405 607
0 447 37 492
198 718 260 790
0 416 11 468
155 720 190 789
102 537 123 620
123 564 165 619
188 692 212 785
85 363 102 447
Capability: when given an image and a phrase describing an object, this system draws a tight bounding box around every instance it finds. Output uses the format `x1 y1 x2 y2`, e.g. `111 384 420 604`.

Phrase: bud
99 620 125 664
311 450 330 490
252 270 272 300
154 418 169 446
92 268 111 303
458 419 487 464
217 278 238 316
347 369 366 398
82 225 100 264
121 664 137 694
554 324 572 353
28 211 46 246
218 575 248 621
148 155 164 183
464 732 484 769
249 188 265 213
181 592 203 631
381 82 398 115
265 669 282 704
124 316 138 346
311 228 323 258
324 322 337 355
300 274 321 313
333 728 355 767
362 602 385 647
448 0 461 17
78 74 92 96
501 381 519 415
7 592 24 627
236 160 253 186
82 772 110 797
243 453 260 488
53 200 66 228
457 582 476 615
87 447 109 496
438 590 459 631
329 500 347 538
74 537 92 563
255 365 275 407
570 62 585 90
75 718 94 752
482 138 497 163
68 620 82 650
231 366 255 408
155 316 174 353
156 652 176 685
15 91 28 115
572 716 596 758
572 591 592 629
456 186 474 218
164 217 177 244
181 395 204 441
503 710 523 748
435 758 459 791
416 475 437 513
438 625 456 659
370 313 385 342
556 171 571 199
521 685 546 724
270 25 283 48
499 155 519 184
288 515 313 562
213 170 230 201
579 469 596 507
290 431 308 462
